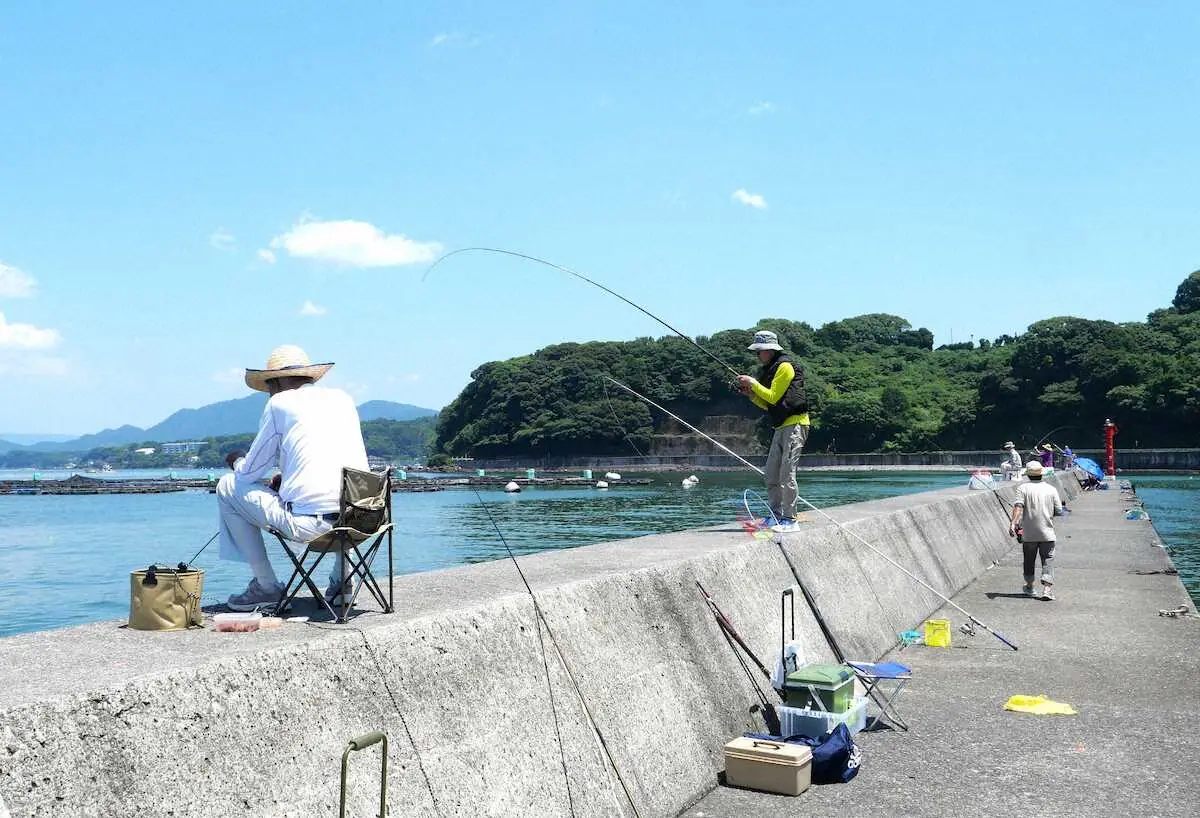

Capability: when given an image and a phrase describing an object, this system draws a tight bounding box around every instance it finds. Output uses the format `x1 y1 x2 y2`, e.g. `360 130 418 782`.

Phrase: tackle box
780 696 868 738
723 736 812 796
782 663 855 712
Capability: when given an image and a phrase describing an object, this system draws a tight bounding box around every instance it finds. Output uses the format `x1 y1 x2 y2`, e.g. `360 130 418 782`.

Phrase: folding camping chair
273 467 395 623
846 660 912 731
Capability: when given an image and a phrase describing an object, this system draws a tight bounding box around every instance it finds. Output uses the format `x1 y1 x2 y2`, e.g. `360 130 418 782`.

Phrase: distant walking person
737 329 811 533
217 345 368 611
1008 461 1063 600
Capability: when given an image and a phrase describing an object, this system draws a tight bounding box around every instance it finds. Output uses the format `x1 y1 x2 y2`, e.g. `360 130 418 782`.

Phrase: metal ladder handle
340 732 388 818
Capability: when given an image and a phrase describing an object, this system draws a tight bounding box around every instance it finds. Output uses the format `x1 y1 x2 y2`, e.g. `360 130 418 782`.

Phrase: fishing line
305 619 446 818
604 375 1020 652
424 247 742 378
601 377 646 457
470 487 644 818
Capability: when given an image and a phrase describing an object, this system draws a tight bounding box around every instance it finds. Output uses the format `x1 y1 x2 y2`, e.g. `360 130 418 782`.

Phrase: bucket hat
245 345 333 392
747 330 784 351
1025 461 1044 477
1003 441 1015 449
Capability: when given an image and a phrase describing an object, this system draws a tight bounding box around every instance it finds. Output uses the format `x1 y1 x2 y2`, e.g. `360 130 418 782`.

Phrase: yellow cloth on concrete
1004 694 1078 715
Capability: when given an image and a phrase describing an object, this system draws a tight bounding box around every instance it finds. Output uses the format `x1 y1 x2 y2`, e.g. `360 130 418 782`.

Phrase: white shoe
1042 586 1055 601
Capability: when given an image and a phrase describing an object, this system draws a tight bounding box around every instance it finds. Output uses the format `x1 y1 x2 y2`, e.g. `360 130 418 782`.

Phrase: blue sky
0 2 1197 435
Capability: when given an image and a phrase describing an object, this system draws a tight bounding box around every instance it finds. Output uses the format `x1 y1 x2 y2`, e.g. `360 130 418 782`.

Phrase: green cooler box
783 664 855 712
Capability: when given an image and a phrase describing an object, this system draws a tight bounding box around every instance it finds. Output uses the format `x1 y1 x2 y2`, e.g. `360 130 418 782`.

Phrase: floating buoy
682 475 699 488
504 481 521 493
596 480 609 489
605 472 621 480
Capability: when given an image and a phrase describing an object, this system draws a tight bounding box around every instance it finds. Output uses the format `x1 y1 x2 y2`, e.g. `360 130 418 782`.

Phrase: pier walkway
684 485 1200 818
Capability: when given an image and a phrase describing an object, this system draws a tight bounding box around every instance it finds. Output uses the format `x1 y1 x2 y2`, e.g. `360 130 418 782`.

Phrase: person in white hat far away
217 345 369 611
1008 460 1063 601
735 329 812 533
1000 441 1023 480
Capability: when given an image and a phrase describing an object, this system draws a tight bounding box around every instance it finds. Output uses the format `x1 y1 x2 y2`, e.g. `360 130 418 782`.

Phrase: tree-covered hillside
435 271 1200 456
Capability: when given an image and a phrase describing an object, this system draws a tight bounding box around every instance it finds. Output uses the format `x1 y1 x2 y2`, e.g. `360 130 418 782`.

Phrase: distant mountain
147 394 269 442
24 425 148 452
0 433 78 445
356 400 437 422
10 395 438 453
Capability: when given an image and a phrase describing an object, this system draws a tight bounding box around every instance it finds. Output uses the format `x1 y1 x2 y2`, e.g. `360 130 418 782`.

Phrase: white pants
217 473 341 588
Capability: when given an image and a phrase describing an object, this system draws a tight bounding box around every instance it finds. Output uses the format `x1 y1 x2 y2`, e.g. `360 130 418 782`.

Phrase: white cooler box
780 695 868 738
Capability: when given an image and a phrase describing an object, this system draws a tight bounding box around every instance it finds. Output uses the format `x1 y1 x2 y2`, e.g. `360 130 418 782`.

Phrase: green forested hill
435 271 1200 456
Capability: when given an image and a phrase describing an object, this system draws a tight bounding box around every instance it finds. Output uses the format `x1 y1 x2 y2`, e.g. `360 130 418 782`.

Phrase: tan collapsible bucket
128 565 205 631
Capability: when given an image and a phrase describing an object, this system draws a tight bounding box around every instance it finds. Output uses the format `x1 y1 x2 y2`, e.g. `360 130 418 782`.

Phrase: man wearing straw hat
217 345 368 611
736 329 811 533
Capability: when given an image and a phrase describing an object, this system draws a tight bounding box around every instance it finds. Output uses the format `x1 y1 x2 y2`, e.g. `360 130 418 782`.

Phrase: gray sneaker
324 579 359 606
1023 584 1035 597
227 579 283 611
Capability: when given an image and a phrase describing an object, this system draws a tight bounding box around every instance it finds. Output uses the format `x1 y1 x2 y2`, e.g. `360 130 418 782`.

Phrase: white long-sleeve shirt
234 384 368 515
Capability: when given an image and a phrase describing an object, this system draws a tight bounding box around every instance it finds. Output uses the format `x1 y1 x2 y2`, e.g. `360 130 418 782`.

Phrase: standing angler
736 329 811 533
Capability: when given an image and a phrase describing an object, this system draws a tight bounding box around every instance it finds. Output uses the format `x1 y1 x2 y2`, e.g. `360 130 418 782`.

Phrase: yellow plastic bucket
924 618 952 648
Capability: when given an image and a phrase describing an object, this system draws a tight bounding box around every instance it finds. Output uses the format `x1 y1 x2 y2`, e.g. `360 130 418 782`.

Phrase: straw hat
245 345 333 392
748 330 784 351
1025 461 1044 477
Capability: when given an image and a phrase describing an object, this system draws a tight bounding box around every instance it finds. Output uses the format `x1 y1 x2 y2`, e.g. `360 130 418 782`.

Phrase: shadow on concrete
985 592 1038 600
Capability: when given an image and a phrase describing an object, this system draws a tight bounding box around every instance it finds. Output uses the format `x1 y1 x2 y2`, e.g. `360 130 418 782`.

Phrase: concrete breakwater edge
1 475 1196 816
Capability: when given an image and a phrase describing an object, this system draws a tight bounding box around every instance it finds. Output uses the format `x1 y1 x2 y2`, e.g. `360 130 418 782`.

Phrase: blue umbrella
1073 457 1104 480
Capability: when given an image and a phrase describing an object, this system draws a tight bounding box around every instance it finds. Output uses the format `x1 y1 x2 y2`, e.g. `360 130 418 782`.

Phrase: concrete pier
685 483 1200 818
0 475 1195 816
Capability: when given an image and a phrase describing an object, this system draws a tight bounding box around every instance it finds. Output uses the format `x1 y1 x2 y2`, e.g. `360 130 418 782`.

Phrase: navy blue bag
744 723 862 784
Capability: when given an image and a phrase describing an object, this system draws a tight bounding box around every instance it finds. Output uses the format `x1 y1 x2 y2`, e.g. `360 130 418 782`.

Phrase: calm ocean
0 469 1193 638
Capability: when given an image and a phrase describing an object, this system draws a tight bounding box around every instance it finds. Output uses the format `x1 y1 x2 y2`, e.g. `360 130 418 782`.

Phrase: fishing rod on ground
603 375 1021 652
468 486 643 818
423 247 743 379
697 582 782 735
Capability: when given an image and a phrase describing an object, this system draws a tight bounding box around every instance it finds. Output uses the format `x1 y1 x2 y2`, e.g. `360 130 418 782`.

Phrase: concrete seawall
0 476 1074 817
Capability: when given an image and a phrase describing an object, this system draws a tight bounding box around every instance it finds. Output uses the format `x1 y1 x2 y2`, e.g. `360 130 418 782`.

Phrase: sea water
0 470 1194 637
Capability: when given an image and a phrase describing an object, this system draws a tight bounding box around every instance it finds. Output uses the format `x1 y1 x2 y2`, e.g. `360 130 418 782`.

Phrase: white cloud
429 31 483 48
0 263 36 298
298 300 327 317
0 312 60 350
269 218 442 268
0 353 69 377
732 189 768 209
211 367 244 386
209 228 236 252
748 101 774 115
257 248 277 265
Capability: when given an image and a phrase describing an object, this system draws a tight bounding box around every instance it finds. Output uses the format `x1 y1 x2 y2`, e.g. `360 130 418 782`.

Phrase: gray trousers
765 424 809 520
1022 541 1056 585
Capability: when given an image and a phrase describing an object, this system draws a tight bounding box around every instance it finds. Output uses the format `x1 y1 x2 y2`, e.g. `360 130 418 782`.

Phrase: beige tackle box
723 736 812 796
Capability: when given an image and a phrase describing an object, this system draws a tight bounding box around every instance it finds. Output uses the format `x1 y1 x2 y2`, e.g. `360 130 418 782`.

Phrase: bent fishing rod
603 375 1020 652
424 247 741 378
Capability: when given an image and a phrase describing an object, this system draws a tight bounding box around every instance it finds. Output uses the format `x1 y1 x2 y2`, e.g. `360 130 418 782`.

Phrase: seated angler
216 345 368 611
